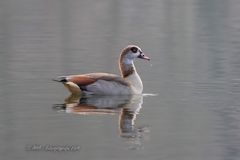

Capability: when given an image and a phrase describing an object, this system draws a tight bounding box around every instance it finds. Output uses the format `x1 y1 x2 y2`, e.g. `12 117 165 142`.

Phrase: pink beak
138 53 150 61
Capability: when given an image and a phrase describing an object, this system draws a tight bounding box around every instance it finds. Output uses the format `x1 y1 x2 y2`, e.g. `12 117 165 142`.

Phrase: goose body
53 45 150 95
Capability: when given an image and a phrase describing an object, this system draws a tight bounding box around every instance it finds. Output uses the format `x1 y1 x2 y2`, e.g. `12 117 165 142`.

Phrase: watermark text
25 144 81 152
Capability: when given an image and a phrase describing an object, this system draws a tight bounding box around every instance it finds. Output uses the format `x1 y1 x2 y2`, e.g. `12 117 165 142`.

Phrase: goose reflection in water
53 94 149 149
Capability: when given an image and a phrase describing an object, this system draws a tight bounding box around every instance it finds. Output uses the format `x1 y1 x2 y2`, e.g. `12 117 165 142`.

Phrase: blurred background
1 0 240 160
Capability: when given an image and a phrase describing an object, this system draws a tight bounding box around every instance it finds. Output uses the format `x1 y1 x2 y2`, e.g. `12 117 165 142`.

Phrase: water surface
1 0 240 160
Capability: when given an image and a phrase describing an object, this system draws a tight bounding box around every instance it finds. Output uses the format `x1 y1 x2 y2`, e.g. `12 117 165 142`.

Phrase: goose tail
52 76 67 83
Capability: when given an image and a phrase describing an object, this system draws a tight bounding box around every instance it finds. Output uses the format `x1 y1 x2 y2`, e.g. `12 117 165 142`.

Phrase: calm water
1 0 240 160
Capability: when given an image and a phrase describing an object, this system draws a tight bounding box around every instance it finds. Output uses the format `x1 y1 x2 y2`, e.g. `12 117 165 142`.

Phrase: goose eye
130 47 138 53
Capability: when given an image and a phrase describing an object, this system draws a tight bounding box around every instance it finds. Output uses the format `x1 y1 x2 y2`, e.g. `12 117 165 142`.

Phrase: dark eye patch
130 47 138 53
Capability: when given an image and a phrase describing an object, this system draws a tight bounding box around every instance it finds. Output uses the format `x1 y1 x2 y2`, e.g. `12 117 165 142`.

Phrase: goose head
120 45 150 64
119 45 150 78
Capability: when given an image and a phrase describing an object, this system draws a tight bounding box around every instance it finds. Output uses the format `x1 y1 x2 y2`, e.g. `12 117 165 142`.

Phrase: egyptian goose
53 45 150 95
